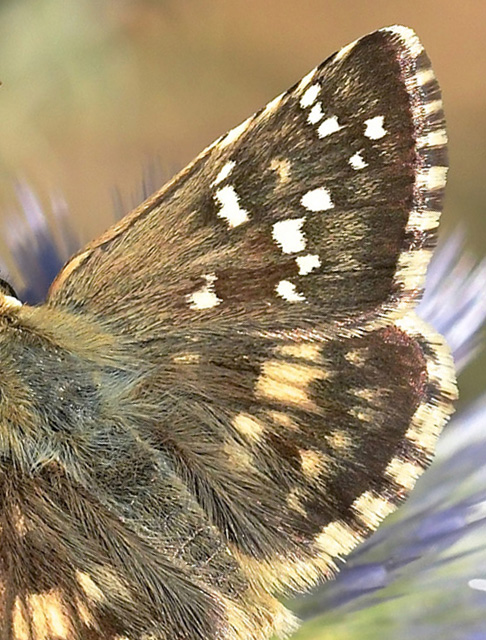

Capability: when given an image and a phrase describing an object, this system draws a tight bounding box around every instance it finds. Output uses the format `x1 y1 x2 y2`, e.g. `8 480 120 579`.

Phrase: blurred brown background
0 0 484 403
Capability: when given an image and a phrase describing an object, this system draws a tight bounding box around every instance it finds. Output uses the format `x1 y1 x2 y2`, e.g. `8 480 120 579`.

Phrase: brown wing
48 26 447 335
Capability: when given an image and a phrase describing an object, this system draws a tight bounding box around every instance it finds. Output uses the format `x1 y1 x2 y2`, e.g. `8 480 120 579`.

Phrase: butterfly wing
49 26 446 332
2 26 455 640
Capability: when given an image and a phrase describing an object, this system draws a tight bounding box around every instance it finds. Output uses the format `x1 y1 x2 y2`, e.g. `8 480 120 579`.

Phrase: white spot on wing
187 274 221 310
276 280 306 302
300 83 320 108
364 116 387 139
349 151 367 170
317 116 342 138
272 218 306 254
301 187 333 212
308 103 324 124
296 254 321 275
212 161 235 186
214 186 250 227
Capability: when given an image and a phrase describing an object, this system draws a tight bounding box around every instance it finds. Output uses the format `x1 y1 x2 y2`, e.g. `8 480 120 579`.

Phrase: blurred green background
0 2 484 638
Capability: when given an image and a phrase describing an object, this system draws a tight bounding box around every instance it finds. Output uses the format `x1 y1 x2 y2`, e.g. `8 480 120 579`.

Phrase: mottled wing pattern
49 27 446 331
2 26 455 640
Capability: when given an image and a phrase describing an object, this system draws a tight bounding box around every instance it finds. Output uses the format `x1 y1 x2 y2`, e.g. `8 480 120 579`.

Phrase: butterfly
0 24 456 640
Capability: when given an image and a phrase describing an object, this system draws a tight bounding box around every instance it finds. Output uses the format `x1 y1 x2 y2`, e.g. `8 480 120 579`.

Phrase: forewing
48 26 447 331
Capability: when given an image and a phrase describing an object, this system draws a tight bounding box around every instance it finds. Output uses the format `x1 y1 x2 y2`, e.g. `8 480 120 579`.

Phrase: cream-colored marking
417 130 447 149
12 505 27 536
353 491 394 528
230 549 335 603
393 312 422 335
344 348 368 365
256 360 327 409
317 115 342 138
384 25 424 58
349 151 367 170
348 406 375 423
76 570 105 603
326 430 352 451
300 449 328 478
308 103 324 124
214 185 250 227
405 402 443 454
353 387 376 402
172 352 201 364
1 293 22 309
268 410 300 430
423 99 443 115
386 457 421 491
296 254 321 275
233 412 265 443
334 39 358 62
416 68 435 87
301 187 333 212
297 68 316 92
218 117 252 148
407 209 440 232
272 217 306 253
270 157 291 183
316 521 360 556
75 598 94 626
278 342 321 362
25 591 70 640
263 92 284 116
287 489 307 516
13 598 29 640
276 280 306 303
395 249 432 289
427 356 447 384
300 83 320 108
187 274 221 310
212 161 235 186
364 116 387 139
416 166 448 191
